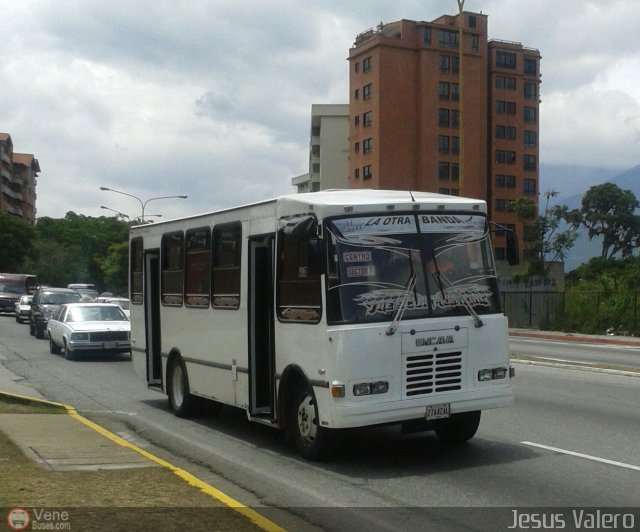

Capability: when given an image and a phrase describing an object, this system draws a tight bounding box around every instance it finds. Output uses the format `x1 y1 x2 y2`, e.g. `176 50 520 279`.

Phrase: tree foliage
511 190 577 276
0 213 37 272
571 183 640 259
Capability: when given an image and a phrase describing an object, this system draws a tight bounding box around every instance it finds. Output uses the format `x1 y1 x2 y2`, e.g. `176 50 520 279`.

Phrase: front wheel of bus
434 410 481 444
289 383 331 461
168 357 198 418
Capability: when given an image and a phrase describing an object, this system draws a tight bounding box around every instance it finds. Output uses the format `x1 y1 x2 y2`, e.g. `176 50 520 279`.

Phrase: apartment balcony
4 204 23 216
1 184 23 201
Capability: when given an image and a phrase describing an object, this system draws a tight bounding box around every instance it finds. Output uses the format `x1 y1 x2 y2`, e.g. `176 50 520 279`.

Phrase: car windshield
325 213 500 325
66 306 126 322
41 293 82 305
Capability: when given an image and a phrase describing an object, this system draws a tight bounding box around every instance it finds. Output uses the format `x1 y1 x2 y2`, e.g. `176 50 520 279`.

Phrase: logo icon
7 508 30 531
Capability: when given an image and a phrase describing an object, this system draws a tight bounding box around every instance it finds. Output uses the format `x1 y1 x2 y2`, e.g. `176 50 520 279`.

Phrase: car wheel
63 340 74 361
167 357 199 418
288 382 333 461
35 325 44 339
49 337 61 355
434 410 481 444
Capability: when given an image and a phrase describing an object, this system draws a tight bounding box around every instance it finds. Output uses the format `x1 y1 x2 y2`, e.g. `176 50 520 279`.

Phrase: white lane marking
522 441 640 472
511 338 640 351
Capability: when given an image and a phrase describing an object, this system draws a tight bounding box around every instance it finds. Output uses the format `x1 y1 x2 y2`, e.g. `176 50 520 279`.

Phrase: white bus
129 190 518 460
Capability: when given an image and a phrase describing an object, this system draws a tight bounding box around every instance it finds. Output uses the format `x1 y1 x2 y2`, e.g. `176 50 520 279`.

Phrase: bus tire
434 410 481 444
289 382 331 461
167 357 198 418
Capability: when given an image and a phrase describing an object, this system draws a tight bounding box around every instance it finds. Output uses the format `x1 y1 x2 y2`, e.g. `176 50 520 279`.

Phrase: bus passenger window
161 232 184 306
212 222 241 309
185 227 211 308
276 215 322 322
130 237 143 304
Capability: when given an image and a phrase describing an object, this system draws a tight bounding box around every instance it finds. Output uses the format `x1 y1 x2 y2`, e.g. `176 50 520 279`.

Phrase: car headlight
353 381 389 396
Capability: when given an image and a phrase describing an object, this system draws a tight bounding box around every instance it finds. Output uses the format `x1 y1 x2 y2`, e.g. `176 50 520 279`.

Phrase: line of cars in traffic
7 283 131 361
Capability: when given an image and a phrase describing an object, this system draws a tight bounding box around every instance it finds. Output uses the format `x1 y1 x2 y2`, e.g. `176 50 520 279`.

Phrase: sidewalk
0 364 283 532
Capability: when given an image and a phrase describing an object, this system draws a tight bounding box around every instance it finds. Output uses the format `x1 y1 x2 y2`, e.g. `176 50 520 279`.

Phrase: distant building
292 104 349 193
348 13 541 261
0 133 40 224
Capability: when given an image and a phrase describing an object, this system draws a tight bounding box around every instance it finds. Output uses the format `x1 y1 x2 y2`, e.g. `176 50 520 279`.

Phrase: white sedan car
47 303 131 360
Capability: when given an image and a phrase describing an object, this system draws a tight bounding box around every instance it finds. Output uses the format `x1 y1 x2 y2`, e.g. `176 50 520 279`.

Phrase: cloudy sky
2 0 639 221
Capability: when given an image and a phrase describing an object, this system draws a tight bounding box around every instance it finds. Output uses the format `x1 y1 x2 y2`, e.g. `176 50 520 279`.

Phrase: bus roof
130 189 487 233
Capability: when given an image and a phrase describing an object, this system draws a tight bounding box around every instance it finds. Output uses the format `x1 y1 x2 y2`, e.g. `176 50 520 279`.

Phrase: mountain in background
538 163 640 271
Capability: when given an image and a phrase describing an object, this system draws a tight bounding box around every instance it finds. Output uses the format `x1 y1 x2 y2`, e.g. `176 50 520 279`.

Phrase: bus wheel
168 357 198 418
289 383 331 461
434 410 481 444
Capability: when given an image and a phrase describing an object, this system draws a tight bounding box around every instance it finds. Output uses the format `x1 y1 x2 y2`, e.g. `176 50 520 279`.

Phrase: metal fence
502 291 640 335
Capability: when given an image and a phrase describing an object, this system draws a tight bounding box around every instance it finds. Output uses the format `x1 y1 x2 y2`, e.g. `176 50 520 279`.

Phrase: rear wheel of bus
289 382 333 461
434 410 481 444
167 356 199 418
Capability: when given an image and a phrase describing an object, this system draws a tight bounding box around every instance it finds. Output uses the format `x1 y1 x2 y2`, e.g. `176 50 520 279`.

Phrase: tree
572 183 640 259
0 213 37 271
511 190 578 276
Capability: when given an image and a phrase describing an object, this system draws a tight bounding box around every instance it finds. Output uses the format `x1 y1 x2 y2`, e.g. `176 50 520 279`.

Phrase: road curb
0 390 285 532
511 355 640 377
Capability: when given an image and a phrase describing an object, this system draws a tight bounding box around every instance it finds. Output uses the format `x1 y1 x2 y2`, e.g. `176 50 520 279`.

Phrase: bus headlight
353 381 389 396
478 367 508 381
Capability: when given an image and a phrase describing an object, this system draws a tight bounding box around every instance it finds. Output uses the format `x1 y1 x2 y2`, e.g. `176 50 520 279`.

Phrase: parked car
47 303 131 360
14 295 33 323
0 273 37 314
30 287 82 339
97 297 130 318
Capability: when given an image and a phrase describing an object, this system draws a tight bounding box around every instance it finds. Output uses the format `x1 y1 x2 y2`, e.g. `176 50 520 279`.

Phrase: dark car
30 287 82 339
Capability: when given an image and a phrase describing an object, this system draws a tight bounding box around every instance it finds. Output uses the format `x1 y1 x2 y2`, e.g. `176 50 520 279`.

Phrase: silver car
14 295 33 323
47 303 131 360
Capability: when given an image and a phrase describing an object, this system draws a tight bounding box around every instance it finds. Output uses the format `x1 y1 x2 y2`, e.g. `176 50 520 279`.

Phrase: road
1 316 639 531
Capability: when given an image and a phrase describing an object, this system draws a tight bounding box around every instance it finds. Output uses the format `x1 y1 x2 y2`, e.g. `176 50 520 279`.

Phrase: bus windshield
325 213 500 325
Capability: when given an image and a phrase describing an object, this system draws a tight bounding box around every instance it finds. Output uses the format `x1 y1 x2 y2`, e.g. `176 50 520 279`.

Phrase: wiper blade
386 273 417 336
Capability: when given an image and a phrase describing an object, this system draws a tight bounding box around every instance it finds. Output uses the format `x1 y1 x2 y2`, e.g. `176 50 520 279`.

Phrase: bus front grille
403 351 463 397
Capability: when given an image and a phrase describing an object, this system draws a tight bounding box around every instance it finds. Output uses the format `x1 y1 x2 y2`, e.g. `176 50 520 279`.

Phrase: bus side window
276 215 322 323
130 237 144 304
211 222 241 309
161 232 184 306
184 227 211 308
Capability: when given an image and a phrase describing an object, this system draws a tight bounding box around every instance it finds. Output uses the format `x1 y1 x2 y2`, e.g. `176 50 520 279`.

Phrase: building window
496 76 516 90
439 29 458 49
495 150 516 164
524 107 537 124
311 145 320 156
496 174 516 188
354 62 359 73
524 82 537 100
438 135 450 153
524 58 537 76
496 51 516 69
439 162 450 179
439 188 451 195
354 168 360 178
468 15 477 29
354 142 359 153
363 83 372 99
451 83 460 101
439 82 450 100
524 130 537 147
495 199 506 212
496 125 516 140
312 163 320 173
354 115 360 127
451 163 459 181
363 56 372 73
451 136 460 154
363 165 372 179
451 110 460 128
354 88 359 99
363 111 372 126
439 108 450 127
496 100 516 115
471 34 479 51
424 26 432 45
438 55 459 74
524 154 537 171
524 178 536 195
363 138 372 153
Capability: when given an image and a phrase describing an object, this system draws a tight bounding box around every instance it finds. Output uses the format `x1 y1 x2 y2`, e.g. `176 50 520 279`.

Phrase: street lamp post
100 205 130 220
100 187 187 223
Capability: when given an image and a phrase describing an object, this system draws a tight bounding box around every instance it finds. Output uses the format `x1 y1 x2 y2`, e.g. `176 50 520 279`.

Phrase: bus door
144 250 162 388
248 235 275 417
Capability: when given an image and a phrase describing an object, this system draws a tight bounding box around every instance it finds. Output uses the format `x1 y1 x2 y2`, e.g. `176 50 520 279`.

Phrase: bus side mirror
506 230 519 266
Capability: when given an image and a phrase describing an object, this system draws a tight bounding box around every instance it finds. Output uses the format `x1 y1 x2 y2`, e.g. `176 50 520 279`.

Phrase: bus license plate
426 403 450 420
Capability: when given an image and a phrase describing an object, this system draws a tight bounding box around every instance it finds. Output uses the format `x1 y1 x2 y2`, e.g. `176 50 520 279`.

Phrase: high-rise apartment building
0 133 40 224
292 104 349 193
348 13 541 261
